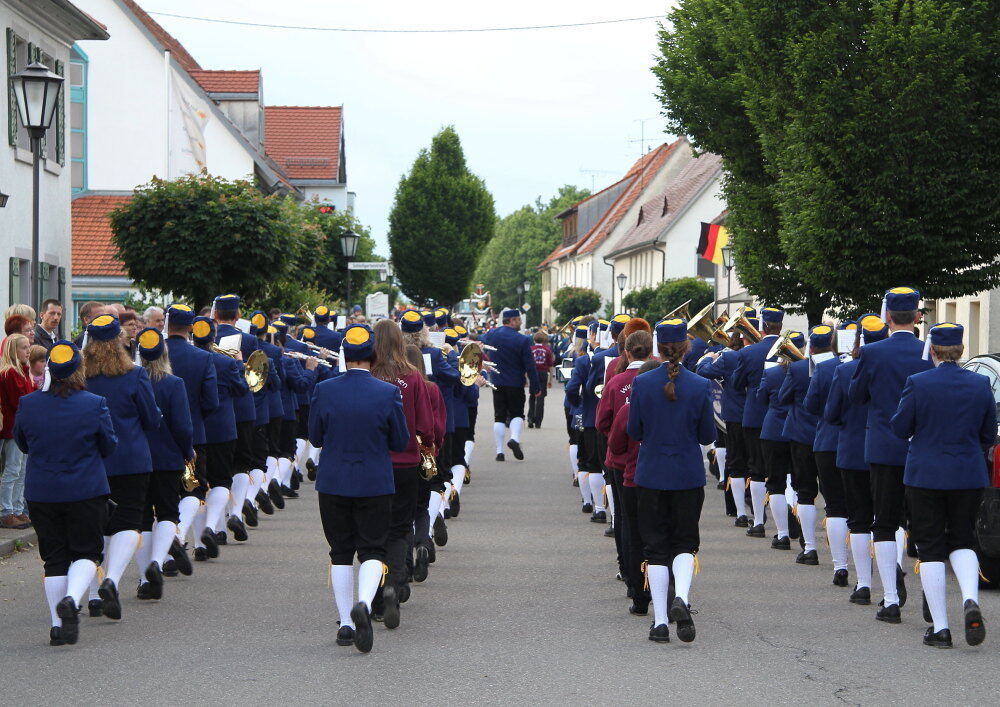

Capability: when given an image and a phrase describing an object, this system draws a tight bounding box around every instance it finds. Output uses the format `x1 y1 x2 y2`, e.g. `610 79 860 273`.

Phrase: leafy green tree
622 277 714 323
474 185 590 326
551 287 602 320
388 126 496 306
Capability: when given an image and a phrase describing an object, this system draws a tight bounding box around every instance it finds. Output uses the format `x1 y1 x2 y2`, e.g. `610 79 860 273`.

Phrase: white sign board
347 262 389 271
365 292 389 321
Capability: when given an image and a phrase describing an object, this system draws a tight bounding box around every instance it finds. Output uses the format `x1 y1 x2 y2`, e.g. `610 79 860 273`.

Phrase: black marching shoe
896 565 907 608
669 597 696 643
87 599 103 617
572 476 579 487
746 524 765 538
771 535 791 550
629 602 649 616
876 601 901 624
734 515 749 528
398 583 411 603
98 578 121 620
136 582 154 600
582 502 593 514
335 625 355 646
144 561 164 599
193 547 208 562
227 515 249 542
450 493 460 518
413 545 429 583
242 499 258 527
923 626 953 648
507 439 524 460
382 585 400 630
290 468 300 491
590 511 607 524
443 507 452 520
604 526 615 537
648 623 670 643
49 626 66 647
850 586 871 605
796 549 819 566
256 489 275 515
350 602 374 653
788 510 802 540
200 528 219 558
964 599 986 646
306 458 316 481
214 531 228 546
267 479 285 510
55 597 80 644
161 559 178 577
426 540 437 564
496 453 505 462
280 485 298 499
832 569 849 587
433 515 448 547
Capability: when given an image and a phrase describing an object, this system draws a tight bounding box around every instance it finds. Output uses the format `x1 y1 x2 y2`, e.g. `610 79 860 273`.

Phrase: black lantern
617 273 627 291
721 244 734 271
340 229 360 259
10 62 64 136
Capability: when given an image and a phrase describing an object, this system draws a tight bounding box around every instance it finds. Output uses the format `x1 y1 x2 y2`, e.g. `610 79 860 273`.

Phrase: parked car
962 355 1000 585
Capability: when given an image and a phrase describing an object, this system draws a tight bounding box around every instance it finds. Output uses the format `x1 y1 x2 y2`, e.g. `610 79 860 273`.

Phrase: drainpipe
602 254 616 313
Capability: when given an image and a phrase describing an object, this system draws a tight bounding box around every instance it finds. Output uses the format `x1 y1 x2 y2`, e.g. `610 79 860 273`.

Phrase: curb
0 529 36 558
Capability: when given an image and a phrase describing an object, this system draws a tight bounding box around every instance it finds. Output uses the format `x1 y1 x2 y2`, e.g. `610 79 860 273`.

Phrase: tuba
182 453 200 492
687 303 732 347
244 349 269 392
721 307 762 344
663 299 692 321
766 330 806 363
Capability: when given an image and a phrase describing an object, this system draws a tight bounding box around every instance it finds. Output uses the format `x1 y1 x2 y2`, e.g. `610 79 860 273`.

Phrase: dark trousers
743 426 765 482
815 451 847 518
906 486 983 562
870 463 906 542
607 466 625 578
528 371 549 425
233 421 257 474
724 421 749 478
620 483 649 606
142 469 181 529
251 424 269 469
28 496 107 576
279 418 297 459
493 385 526 424
638 486 705 565
266 418 283 458
577 427 601 473
762 439 792 494
789 441 819 504
385 466 419 589
295 404 310 439
414 478 432 547
842 468 874 534
318 491 392 565
205 440 235 489
106 473 150 535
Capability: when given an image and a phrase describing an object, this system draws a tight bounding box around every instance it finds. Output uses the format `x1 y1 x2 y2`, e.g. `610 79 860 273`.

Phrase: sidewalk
0 526 35 557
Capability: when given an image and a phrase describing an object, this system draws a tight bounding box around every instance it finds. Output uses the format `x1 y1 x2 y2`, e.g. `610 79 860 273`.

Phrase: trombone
765 330 806 364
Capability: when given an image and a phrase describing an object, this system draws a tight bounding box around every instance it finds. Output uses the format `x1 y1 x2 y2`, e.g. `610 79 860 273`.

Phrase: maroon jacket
388 370 435 468
0 365 35 439
607 402 639 486
427 380 446 452
596 367 640 437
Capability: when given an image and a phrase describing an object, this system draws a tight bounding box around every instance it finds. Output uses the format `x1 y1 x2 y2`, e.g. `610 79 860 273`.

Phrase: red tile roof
264 106 343 181
119 0 202 73
189 70 260 94
72 195 132 277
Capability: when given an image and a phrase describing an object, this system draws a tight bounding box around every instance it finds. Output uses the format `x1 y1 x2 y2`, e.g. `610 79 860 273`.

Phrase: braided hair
658 339 690 401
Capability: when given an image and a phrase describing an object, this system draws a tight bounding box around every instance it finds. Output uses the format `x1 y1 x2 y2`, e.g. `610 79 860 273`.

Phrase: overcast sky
149 1 674 256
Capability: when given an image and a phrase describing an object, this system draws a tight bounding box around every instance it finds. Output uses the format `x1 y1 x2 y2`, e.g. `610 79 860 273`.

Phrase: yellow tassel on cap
641 561 649 591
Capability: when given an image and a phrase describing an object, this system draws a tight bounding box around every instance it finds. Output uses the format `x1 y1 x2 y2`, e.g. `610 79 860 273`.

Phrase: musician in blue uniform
480 308 540 462
732 308 784 534
273 321 317 498
311 305 344 353
442 327 474 519
453 324 480 475
848 287 932 623
628 319 715 644
586 313 631 399
15 342 116 646
298 325 338 479
279 313 316 487
134 328 194 596
566 322 606 522
891 323 996 648
309 324 409 654
254 317 288 509
82 314 160 622
799 325 850 586
565 325 591 506
825 314 888 605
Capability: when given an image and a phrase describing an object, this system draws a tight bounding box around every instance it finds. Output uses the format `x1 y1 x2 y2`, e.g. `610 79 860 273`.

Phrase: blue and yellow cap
191 316 215 344
454 324 468 337
760 307 784 325
434 308 451 327
884 286 920 313
166 303 195 327
314 305 331 323
838 320 857 330
788 331 806 349
214 294 240 311
400 309 424 333
47 340 81 380
859 313 889 343
422 311 436 327
656 318 688 344
610 313 630 337
574 325 588 340
444 328 460 345
279 313 298 327
929 322 963 347
137 327 165 361
809 324 834 348
249 310 268 335
342 324 375 361
300 326 317 341
87 313 121 341
502 308 520 320
272 321 289 337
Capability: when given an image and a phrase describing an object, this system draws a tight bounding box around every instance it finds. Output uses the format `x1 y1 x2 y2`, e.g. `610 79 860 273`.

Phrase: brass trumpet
766 330 806 363
182 453 200 492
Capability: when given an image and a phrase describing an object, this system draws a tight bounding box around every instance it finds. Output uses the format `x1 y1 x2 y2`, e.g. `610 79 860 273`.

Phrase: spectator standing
3 304 36 322
119 311 140 360
0 333 36 528
33 299 62 350
28 346 47 389
143 306 165 331
73 301 106 347
528 331 555 428
4 314 35 346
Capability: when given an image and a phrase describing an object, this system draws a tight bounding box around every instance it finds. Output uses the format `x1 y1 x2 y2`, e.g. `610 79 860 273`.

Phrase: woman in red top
371 321 435 624
0 333 37 529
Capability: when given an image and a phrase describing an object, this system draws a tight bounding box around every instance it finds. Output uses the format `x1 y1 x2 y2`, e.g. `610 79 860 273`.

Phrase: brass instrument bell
244 349 268 392
664 299 692 321
766 330 806 363
182 453 200 492
721 307 762 344
459 342 484 386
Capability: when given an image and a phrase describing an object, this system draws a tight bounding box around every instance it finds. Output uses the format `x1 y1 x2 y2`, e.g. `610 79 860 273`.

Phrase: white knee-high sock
278 457 293 487
826 517 849 571
465 440 474 465
265 456 279 484
177 496 200 542
920 561 949 632
150 520 176 567
647 564 670 627
770 494 789 538
205 486 231 534
105 530 140 587
949 548 980 604
672 553 695 604
357 559 384 611
295 438 307 470
874 541 899 605
90 536 109 601
895 527 906 567
248 469 265 502
715 447 727 481
589 473 606 512
192 506 209 548
441 482 453 513
134 530 153 576
730 480 748 517
428 492 443 525
798 504 817 552
509 417 524 443
44 576 68 626
493 422 506 454
579 472 593 504
310 445 321 465
65 559 97 606
850 534 873 589
331 565 355 628
229 473 250 517
568 445 578 476
450 466 465 496
749 481 767 526
784 475 795 508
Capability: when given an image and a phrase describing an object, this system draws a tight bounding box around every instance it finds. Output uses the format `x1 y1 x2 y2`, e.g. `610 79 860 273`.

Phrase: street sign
347 262 388 271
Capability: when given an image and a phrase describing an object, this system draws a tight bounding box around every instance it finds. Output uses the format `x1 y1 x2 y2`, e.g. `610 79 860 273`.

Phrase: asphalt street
1 388 998 705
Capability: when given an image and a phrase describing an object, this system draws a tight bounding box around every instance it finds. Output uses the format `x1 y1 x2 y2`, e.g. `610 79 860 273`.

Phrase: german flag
697 222 729 264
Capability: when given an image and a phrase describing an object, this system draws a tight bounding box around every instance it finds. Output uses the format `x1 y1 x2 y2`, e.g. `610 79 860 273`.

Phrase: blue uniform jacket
423 346 459 433
682 337 707 371
778 359 817 446
452 381 477 428
696 350 746 423
280 356 315 421
480 325 540 394
204 350 247 443
891 363 997 489
587 345 618 396
85 366 160 476
824 359 868 471
215 322 258 423
803 356 841 453
757 365 790 442
166 337 219 446
627 365 716 490
732 334 780 429
566 353 599 427
312 325 343 353
849 331 932 466
308 369 409 497
145 373 194 471
285 337 316 405
258 340 285 419
15 389 116 503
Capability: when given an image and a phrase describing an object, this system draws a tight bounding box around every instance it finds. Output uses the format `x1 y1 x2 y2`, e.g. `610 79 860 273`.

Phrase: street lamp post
721 244 734 316
616 273 627 312
9 62 64 312
340 229 360 314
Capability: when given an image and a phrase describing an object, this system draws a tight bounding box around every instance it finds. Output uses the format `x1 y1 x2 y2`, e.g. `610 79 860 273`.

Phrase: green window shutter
55 60 65 164
9 257 20 308
6 29 15 147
